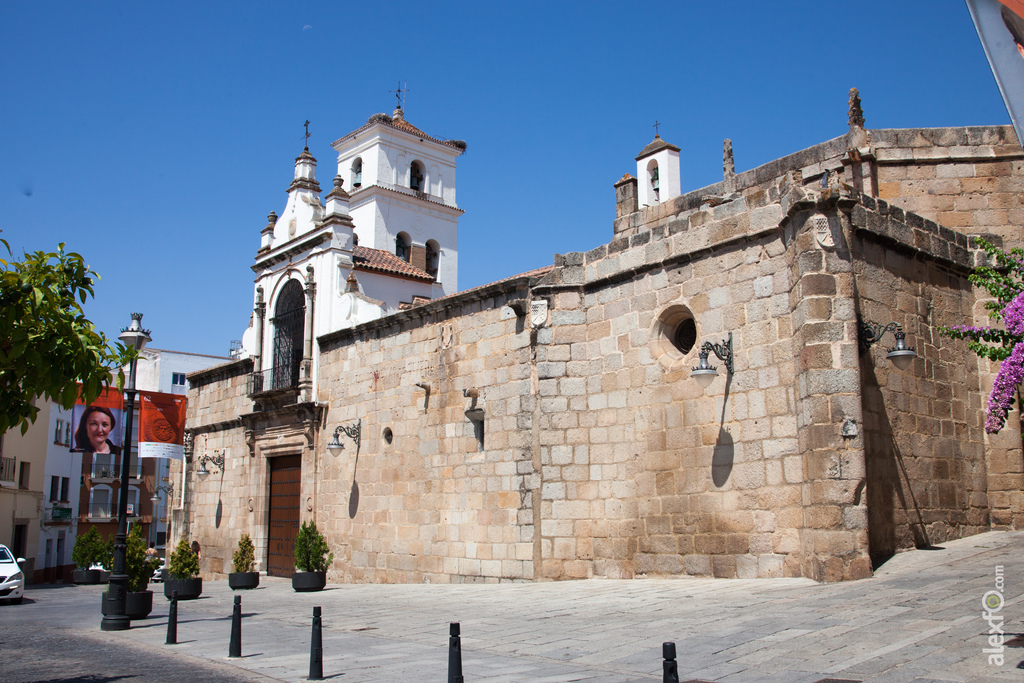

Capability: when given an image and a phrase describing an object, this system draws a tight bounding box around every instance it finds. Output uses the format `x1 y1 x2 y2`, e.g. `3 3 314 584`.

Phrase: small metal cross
653 120 661 137
302 120 311 148
390 81 408 109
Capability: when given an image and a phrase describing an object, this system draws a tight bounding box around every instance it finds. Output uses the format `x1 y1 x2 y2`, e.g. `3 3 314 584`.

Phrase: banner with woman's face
71 386 124 454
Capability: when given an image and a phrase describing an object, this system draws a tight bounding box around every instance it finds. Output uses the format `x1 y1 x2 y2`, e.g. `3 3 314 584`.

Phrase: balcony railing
248 365 299 395
90 461 143 480
89 503 113 518
91 464 117 480
0 457 15 483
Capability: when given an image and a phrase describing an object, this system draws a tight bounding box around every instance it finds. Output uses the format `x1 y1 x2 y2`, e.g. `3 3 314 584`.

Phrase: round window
650 304 698 370
673 318 696 355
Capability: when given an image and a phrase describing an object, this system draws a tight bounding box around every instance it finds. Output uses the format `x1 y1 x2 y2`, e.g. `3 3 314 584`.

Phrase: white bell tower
636 134 680 208
331 106 465 295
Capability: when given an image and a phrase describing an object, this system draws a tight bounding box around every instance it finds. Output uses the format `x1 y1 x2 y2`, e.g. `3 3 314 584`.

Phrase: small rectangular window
49 475 60 502
172 372 187 386
18 462 30 490
60 476 69 502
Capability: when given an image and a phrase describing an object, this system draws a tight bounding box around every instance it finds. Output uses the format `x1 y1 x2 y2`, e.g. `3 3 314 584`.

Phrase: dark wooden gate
267 454 302 577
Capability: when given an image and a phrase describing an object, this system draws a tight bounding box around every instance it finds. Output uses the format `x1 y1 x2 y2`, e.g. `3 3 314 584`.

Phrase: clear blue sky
0 1 1011 357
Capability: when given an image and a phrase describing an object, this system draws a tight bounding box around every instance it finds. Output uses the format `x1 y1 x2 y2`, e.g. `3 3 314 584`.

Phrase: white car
0 544 25 605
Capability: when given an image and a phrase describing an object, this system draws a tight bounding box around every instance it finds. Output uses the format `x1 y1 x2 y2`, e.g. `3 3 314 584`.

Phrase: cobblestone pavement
3 530 1023 682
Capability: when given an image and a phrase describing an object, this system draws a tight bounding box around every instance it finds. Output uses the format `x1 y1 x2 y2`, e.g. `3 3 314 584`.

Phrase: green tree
232 533 256 573
167 537 199 579
0 240 129 433
71 526 107 569
940 238 1024 432
294 520 332 572
124 525 159 592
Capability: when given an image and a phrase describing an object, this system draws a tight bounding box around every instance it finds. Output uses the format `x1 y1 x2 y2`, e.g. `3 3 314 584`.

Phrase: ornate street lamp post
100 312 151 631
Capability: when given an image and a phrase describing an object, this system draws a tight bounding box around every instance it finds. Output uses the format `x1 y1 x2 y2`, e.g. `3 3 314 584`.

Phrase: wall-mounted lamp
858 320 917 371
150 484 173 502
691 333 734 389
196 450 225 480
327 419 361 456
415 381 431 411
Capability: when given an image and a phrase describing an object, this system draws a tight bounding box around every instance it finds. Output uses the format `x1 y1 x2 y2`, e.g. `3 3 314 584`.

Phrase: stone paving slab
4 530 1024 682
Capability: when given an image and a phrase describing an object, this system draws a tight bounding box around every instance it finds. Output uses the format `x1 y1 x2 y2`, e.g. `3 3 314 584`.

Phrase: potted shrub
163 537 202 600
228 533 259 590
71 527 105 584
101 526 159 619
292 520 332 592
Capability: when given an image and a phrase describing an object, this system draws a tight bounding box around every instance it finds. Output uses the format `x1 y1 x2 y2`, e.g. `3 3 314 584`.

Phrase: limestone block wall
850 194 991 563
872 126 1024 248
786 202 871 582
186 359 253 427
316 285 538 583
175 358 253 574
536 182 810 580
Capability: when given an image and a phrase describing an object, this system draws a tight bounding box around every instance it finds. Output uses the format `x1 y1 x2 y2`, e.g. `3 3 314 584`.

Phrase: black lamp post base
100 614 131 631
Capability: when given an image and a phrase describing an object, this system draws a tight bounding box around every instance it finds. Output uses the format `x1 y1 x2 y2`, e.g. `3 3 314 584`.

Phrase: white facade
241 107 465 402
39 402 79 580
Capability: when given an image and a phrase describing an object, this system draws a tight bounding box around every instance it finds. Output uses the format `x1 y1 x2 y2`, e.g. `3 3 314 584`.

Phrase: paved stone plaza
3 530 1023 682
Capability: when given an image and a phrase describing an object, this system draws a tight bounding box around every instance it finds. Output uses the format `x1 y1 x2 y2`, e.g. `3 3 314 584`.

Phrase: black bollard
448 622 463 683
662 641 679 683
165 590 178 645
229 594 242 658
308 605 323 680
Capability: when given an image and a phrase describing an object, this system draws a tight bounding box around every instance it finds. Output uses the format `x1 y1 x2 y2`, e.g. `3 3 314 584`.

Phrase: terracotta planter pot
291 571 326 592
73 569 102 585
100 590 154 619
228 572 260 590
164 577 203 600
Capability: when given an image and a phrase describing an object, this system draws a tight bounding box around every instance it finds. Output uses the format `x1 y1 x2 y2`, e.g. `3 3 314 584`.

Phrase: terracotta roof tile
353 246 434 282
635 135 680 161
334 110 466 154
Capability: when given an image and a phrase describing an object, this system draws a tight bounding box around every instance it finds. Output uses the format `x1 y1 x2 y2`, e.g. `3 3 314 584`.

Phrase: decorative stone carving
811 213 836 250
530 300 548 327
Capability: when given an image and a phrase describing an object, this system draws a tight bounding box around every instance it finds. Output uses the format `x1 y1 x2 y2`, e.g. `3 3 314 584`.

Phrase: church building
178 93 1024 583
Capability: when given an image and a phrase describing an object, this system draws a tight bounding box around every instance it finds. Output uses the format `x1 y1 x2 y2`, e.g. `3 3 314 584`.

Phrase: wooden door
267 454 301 577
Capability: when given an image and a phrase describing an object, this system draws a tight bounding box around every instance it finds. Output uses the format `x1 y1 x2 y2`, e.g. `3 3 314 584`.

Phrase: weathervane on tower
390 81 409 110
302 120 311 149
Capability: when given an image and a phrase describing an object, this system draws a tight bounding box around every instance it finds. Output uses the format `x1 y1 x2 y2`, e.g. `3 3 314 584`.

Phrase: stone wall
173 358 252 569
850 194 995 561
537 195 805 579
316 283 537 583
873 126 1024 247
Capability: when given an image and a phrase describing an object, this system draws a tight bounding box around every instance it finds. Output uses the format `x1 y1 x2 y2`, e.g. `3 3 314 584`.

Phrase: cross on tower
653 120 661 137
390 81 408 110
302 120 311 149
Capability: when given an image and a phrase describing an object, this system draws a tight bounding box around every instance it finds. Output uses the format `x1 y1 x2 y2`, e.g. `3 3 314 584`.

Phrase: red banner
138 391 187 459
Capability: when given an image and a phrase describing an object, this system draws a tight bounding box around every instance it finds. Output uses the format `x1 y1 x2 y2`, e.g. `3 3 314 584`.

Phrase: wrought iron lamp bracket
859 320 902 355
197 450 225 475
329 419 361 454
698 332 734 374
